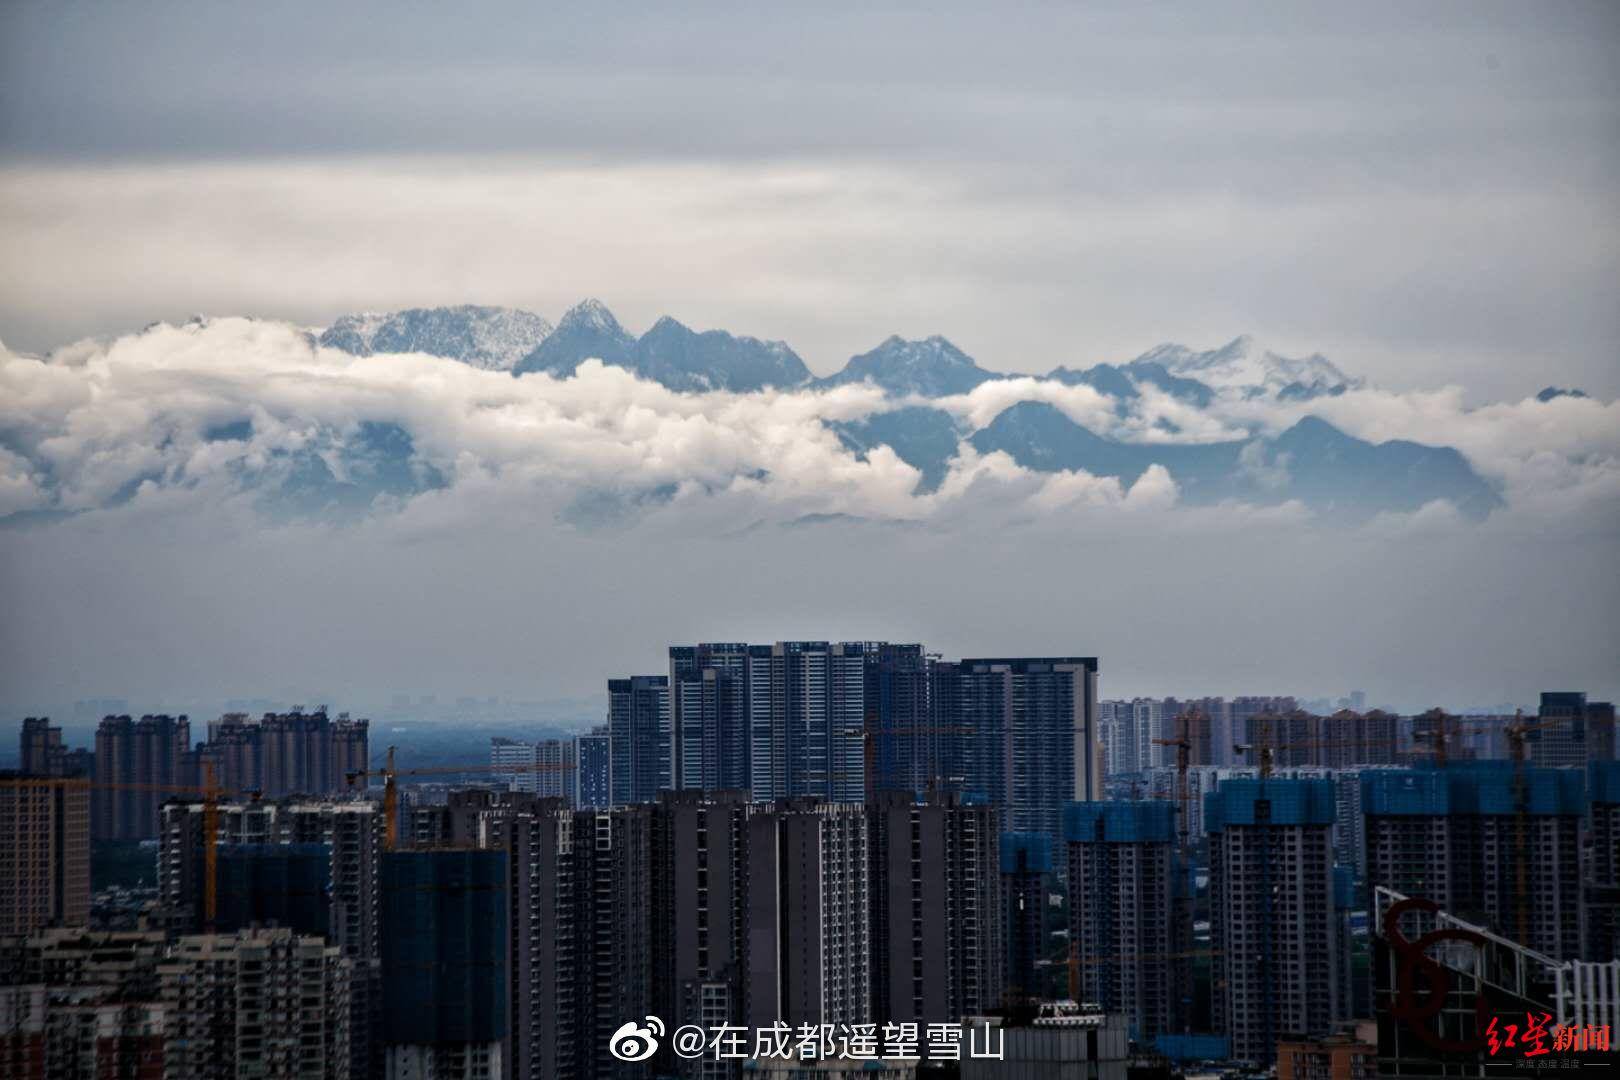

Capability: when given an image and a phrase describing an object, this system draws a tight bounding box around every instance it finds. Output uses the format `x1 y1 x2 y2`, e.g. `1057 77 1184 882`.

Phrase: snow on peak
1137 335 1361 397
319 305 553 371
560 298 624 335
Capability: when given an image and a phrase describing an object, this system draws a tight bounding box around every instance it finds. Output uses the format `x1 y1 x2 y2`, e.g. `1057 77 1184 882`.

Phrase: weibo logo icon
609 1016 665 1062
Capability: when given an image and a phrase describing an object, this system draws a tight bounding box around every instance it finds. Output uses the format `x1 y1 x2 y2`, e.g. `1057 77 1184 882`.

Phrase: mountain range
311 300 1506 519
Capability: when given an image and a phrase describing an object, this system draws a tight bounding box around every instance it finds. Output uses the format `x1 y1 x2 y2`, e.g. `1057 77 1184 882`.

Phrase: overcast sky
1 3 1616 715
3 1 1617 397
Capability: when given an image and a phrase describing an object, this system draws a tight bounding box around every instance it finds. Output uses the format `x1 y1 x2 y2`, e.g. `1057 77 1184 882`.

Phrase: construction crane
1230 736 1369 779
6 762 231 926
825 724 976 803
344 748 580 850
1408 708 1483 767
1504 710 1560 946
1152 708 1199 855
1376 709 1566 948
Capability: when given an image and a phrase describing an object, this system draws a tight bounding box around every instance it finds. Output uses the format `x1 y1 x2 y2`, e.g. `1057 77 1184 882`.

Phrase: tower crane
5 761 231 927
344 748 581 851
1504 710 1561 946
1152 708 1200 855
1378 709 1566 949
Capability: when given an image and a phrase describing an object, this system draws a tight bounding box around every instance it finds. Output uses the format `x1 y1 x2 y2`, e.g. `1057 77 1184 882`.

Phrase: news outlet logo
608 1016 664 1062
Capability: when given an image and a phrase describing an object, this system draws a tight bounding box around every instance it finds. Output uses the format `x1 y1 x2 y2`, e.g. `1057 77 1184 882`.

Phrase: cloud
3 314 1614 539
1 315 1616 711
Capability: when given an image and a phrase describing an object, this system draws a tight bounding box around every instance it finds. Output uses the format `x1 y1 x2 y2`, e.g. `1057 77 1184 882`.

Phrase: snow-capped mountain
512 299 635 378
1134 334 1362 400
319 305 552 371
815 334 999 397
256 302 1515 523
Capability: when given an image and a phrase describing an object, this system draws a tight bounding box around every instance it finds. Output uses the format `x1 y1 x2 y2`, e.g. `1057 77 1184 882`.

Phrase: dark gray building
1363 762 1587 961
574 725 612 809
1532 691 1617 768
868 790 1003 1024
945 657 1100 870
1000 831 1051 1004
650 790 752 1080
743 800 870 1029
1588 761 1620 960
416 789 656 1080
608 675 671 805
1206 777 1341 1066
1065 800 1183 1041
93 713 190 840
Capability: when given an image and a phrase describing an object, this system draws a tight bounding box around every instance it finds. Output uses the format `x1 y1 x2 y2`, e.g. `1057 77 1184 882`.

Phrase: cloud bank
2 316 1614 531
0 315 1615 711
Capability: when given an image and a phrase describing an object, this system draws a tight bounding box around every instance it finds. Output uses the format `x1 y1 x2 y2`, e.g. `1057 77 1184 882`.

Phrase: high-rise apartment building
0 773 90 935
1130 698 1169 772
1588 761 1620 961
1362 762 1586 960
762 641 871 803
490 736 580 800
945 657 1099 869
1097 701 1136 778
160 799 384 954
381 850 507 1080
1206 777 1341 1065
657 641 939 804
490 735 538 788
1228 697 1298 762
160 928 351 1080
0 930 169 1079
18 718 66 777
744 801 871 1030
859 644 934 797
93 713 190 840
199 709 370 800
1532 691 1617 768
1065 800 1183 1041
159 798 385 1079
575 726 612 809
634 644 1100 834
650 790 752 1080
669 643 753 793
1000 832 1051 1004
608 675 672 805
413 791 656 1080
868 790 1002 1024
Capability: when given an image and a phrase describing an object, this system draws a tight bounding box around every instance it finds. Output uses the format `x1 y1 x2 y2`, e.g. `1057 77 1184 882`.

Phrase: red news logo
1485 1014 1612 1059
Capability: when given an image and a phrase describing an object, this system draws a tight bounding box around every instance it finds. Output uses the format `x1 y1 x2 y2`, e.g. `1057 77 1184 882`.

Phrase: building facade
608 675 672 805
93 714 190 840
1362 763 1586 960
868 791 1002 1025
1206 778 1341 1065
0 773 90 935
1064 800 1182 1041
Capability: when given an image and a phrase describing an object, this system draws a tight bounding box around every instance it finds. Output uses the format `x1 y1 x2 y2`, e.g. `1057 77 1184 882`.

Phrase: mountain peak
559 298 626 334
1133 335 1360 399
630 317 810 392
319 305 553 371
817 334 996 397
513 299 635 377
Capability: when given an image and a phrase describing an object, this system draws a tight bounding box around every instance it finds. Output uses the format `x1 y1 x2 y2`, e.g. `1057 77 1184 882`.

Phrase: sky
1 2 1616 715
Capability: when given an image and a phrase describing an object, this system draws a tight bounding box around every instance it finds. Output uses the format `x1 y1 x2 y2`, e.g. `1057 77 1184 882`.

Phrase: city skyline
2 4 1618 713
4 4 1618 1076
